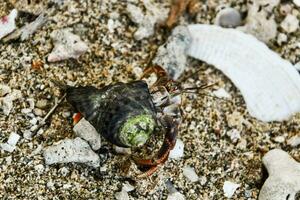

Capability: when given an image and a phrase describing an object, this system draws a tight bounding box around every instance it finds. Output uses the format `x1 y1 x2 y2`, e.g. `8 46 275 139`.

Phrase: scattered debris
213 88 231 99
182 166 199 182
0 9 18 40
259 149 300 200
166 0 200 28
153 26 191 80
48 29 88 62
169 138 184 159
73 118 101 151
187 24 300 122
0 132 21 153
287 135 300 147
227 129 241 143
238 1 278 42
43 137 100 168
215 7 242 28
126 0 169 40
223 181 240 198
280 14 299 33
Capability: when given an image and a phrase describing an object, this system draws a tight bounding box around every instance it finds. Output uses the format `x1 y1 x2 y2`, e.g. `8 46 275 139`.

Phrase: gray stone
259 149 300 200
215 8 242 28
153 26 191 80
73 118 101 151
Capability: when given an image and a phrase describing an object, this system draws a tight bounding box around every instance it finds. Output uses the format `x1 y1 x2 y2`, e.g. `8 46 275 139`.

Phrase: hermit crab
61 66 206 177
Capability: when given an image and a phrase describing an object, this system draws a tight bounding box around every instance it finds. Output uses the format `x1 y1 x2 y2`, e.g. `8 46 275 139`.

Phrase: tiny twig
31 93 67 137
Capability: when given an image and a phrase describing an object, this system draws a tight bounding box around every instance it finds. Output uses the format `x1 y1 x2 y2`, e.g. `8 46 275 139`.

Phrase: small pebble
115 189 129 200
114 146 131 155
34 164 44 174
36 99 48 109
182 166 199 183
274 136 285 143
213 88 231 99
287 135 300 147
223 181 240 198
0 132 21 152
169 139 184 159
167 192 185 200
280 14 299 33
215 7 242 28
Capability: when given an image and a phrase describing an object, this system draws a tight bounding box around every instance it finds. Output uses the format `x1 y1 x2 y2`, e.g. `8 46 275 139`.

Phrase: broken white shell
187 24 300 122
0 9 18 40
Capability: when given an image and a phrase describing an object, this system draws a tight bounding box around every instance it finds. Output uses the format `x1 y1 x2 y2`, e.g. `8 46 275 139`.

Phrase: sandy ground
0 0 299 199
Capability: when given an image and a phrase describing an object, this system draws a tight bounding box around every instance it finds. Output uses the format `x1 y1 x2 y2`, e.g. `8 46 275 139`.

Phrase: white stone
48 29 88 62
0 9 17 40
122 182 135 192
43 137 100 168
213 88 231 99
188 24 300 122
7 132 20 146
153 26 191 80
280 14 299 33
293 0 300 7
34 164 44 174
115 189 129 200
1 89 22 115
73 118 101 151
277 33 287 45
0 84 11 97
287 135 300 147
169 139 184 159
215 7 242 28
182 166 199 182
259 149 300 200
238 2 277 42
227 129 241 143
167 192 186 200
223 181 240 198
274 136 285 143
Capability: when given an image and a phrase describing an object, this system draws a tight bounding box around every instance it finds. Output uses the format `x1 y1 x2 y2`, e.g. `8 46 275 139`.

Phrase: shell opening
118 114 155 147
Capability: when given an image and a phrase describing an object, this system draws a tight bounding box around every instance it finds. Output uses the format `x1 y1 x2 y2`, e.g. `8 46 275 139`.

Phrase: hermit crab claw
133 115 179 178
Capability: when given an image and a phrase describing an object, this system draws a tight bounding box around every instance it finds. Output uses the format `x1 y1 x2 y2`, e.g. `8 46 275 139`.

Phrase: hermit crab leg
141 66 170 88
134 116 179 178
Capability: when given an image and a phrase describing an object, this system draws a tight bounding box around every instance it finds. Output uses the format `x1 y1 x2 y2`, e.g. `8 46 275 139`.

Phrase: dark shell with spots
66 80 157 147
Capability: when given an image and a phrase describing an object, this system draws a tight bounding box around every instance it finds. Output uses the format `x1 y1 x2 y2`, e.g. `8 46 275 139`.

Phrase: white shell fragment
223 181 240 198
259 149 300 200
0 132 21 152
126 0 169 40
153 26 191 80
48 29 88 62
187 24 300 122
73 118 101 151
169 139 184 159
0 9 18 40
43 137 100 168
182 166 199 182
